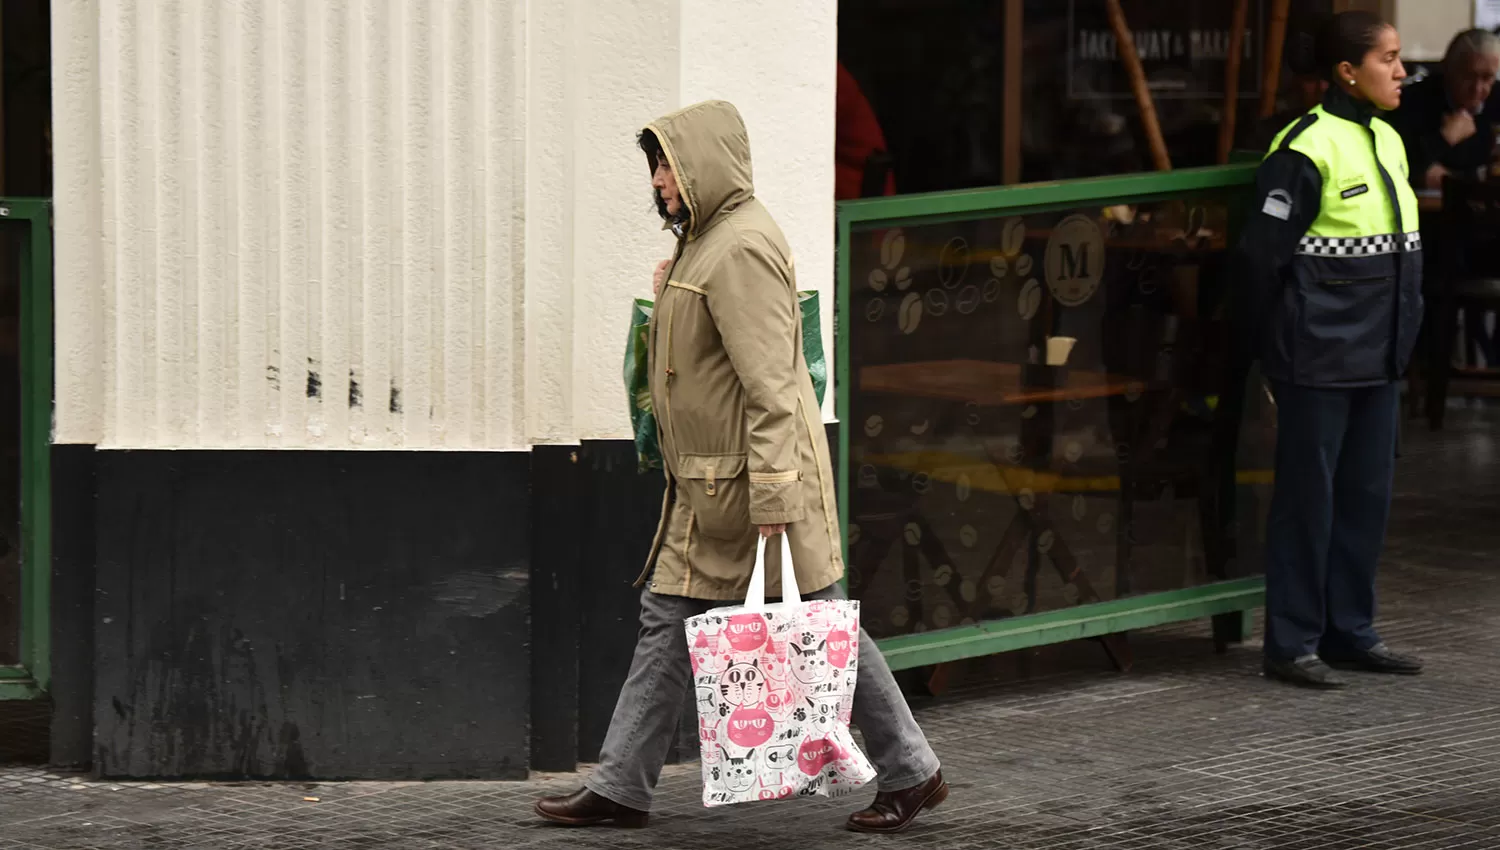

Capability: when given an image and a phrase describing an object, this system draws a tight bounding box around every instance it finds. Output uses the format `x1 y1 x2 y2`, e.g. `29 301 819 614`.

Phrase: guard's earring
1347 79 1356 85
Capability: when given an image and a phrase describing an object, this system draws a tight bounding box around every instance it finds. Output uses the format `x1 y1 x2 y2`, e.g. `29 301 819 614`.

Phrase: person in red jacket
836 63 896 200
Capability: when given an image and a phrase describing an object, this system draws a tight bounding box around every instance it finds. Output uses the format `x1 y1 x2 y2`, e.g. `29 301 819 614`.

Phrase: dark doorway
0 0 51 669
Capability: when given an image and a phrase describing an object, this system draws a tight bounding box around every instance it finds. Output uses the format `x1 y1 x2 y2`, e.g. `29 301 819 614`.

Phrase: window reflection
838 0 1338 191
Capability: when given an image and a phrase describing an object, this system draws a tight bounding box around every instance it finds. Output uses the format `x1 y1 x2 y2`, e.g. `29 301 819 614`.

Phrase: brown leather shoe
534 788 649 828
846 771 948 834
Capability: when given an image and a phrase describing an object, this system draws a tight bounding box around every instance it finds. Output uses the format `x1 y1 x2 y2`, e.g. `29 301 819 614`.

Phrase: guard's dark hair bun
1316 11 1391 80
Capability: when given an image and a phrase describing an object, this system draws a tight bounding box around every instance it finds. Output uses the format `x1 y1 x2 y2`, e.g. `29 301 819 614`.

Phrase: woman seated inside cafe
1388 27 1500 367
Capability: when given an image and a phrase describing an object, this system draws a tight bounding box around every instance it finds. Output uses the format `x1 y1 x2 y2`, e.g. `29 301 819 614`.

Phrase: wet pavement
2 407 1498 849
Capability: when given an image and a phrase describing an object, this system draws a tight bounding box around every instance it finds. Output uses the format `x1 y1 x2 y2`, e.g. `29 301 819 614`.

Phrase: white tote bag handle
744 533 802 612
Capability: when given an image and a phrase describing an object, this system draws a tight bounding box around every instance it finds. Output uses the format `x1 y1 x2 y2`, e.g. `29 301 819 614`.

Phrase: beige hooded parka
635 100 844 601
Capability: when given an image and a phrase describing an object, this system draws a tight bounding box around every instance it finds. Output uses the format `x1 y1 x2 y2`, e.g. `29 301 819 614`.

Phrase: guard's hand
1441 110 1477 147
758 524 787 538
653 259 670 296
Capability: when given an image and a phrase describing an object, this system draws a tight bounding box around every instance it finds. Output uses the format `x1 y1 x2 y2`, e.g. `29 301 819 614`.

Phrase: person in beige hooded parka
635 98 842 601
536 101 946 834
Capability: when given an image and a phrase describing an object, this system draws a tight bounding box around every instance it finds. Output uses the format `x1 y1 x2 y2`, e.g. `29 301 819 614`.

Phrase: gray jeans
586 584 941 811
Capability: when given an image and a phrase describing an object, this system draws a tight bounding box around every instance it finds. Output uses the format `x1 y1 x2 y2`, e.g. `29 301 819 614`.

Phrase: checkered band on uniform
1297 232 1422 257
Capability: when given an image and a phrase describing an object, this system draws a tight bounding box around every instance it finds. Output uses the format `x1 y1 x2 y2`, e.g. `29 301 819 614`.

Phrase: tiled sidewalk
3 410 1498 849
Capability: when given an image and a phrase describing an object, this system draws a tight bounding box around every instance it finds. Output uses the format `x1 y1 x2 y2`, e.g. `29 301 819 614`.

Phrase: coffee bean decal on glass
982 277 1002 303
1001 217 1026 256
959 525 979 548
962 579 979 603
924 288 950 317
905 579 924 602
869 229 911 293
1018 279 1043 320
955 284 982 315
938 236 971 290
897 293 923 335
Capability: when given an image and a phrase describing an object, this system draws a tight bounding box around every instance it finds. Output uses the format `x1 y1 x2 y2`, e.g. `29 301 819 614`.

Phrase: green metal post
2 198 52 700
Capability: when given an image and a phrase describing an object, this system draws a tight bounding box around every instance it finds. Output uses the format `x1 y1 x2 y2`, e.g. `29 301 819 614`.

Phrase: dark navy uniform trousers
1263 381 1399 661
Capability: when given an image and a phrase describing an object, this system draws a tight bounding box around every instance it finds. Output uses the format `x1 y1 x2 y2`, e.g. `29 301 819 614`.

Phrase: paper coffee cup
1046 336 1076 366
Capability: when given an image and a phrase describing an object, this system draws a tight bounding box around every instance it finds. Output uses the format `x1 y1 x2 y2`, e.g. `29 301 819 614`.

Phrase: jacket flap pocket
677 453 748 480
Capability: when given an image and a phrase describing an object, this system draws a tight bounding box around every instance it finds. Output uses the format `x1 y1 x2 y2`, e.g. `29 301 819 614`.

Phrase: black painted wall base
89 450 532 780
48 428 843 779
50 444 96 768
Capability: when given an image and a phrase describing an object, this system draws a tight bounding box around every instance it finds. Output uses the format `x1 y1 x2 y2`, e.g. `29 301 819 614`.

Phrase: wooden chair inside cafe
1422 178 1500 429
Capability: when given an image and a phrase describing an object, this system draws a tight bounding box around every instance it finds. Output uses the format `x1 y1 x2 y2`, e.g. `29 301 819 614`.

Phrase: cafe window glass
843 188 1276 639
838 0 1339 194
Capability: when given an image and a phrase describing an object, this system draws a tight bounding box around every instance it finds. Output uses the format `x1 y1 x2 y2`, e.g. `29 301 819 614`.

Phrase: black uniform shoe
1322 643 1424 675
1264 656 1348 689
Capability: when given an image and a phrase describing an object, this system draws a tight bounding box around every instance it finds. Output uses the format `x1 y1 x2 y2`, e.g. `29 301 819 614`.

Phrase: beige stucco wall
1392 0 1476 61
52 0 837 450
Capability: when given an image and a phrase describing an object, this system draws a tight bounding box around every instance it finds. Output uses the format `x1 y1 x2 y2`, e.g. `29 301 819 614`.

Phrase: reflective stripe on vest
1297 232 1423 257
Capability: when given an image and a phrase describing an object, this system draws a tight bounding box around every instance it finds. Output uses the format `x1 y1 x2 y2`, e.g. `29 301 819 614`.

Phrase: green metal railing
1 198 51 700
835 165 1262 671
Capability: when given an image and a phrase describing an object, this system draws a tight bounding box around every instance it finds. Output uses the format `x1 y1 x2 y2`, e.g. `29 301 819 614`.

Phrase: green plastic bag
624 298 663 472
624 291 828 473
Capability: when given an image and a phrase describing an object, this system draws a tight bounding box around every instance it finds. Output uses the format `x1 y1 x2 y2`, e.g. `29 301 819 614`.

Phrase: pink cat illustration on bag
691 630 730 676
798 737 838 776
827 628 853 669
726 706 775 748
726 613 770 652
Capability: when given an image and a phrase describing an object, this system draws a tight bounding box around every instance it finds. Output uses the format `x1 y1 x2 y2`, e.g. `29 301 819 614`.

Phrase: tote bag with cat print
684 534 876 807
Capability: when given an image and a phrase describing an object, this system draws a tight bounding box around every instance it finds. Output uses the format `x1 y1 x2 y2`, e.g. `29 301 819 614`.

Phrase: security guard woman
1234 12 1425 689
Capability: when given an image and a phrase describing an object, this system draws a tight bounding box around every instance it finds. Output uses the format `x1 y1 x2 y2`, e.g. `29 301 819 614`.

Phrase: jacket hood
643 100 755 240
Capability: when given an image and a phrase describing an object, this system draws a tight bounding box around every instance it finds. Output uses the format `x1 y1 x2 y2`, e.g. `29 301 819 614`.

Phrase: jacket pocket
677 453 751 540
1296 276 1392 384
